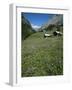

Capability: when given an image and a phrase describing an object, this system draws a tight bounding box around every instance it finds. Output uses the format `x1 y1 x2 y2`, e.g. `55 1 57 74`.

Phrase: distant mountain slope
41 15 63 31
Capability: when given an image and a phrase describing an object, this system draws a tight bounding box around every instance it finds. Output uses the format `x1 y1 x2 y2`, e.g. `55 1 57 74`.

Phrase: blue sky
22 12 56 28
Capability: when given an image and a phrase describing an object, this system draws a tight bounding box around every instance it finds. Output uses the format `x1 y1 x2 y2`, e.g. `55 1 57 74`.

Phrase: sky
22 12 56 29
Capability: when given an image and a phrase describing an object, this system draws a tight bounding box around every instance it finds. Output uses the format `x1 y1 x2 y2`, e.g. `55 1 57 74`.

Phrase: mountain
31 24 41 31
40 15 63 31
21 14 63 39
21 13 35 40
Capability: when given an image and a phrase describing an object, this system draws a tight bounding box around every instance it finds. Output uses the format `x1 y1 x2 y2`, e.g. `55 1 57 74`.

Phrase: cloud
31 24 41 29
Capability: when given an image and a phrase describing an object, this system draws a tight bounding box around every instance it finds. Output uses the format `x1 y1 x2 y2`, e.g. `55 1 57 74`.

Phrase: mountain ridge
40 14 63 31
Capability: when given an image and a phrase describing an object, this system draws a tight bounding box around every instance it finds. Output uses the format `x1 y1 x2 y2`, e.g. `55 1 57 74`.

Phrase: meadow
21 32 63 77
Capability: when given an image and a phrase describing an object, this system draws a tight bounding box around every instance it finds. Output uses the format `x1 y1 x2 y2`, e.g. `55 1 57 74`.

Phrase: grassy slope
21 32 63 77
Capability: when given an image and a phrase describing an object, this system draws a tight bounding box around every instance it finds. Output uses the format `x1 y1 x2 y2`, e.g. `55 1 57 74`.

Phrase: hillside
21 32 63 77
21 13 35 40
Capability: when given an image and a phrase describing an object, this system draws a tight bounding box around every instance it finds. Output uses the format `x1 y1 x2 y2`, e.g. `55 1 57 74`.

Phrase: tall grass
21 32 63 77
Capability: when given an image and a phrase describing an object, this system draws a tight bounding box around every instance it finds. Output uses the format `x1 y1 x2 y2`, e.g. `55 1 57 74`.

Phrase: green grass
21 32 63 77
